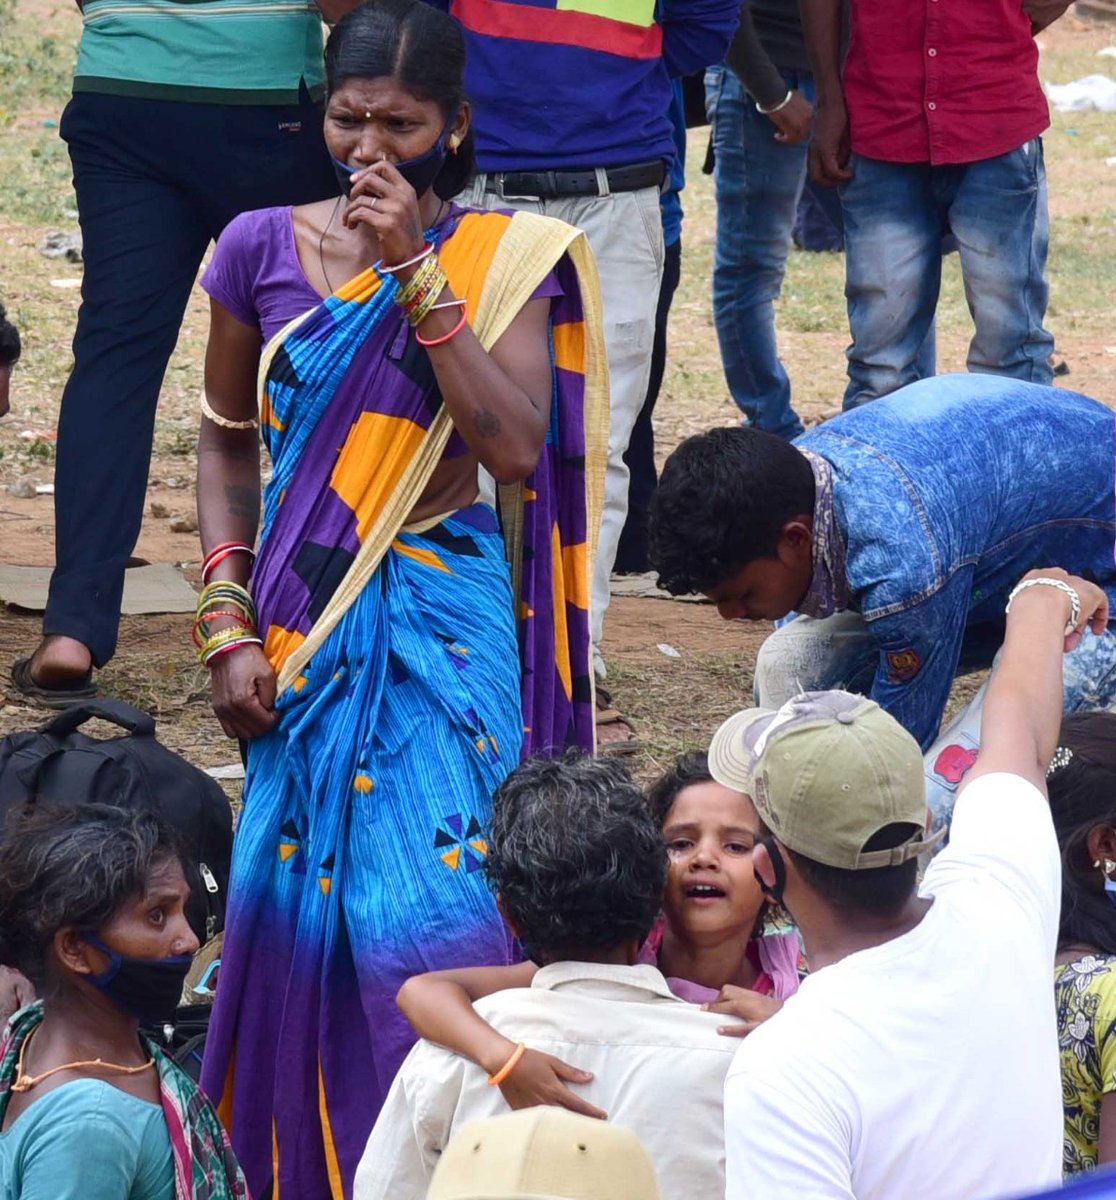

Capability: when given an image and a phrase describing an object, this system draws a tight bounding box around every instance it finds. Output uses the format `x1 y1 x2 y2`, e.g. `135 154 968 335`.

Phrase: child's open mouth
685 883 726 900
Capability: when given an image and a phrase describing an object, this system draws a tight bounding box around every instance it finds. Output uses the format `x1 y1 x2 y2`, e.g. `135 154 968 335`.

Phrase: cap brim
708 707 777 796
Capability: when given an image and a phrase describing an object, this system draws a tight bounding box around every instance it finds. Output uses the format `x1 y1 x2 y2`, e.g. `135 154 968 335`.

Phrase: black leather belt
484 159 666 199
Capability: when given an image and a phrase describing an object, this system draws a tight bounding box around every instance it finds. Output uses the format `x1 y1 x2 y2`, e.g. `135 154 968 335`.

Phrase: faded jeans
459 176 664 670
755 610 1116 830
841 142 1055 408
706 65 851 439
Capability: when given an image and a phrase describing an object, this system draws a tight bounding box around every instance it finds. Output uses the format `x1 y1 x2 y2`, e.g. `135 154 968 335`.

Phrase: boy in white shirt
709 567 1109 1199
355 754 736 1200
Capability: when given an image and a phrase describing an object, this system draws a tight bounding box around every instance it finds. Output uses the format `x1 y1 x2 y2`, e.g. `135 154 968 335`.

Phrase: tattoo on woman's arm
225 484 260 522
474 410 502 439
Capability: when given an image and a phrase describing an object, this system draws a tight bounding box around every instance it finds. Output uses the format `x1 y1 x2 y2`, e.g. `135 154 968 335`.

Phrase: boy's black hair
0 303 22 368
648 426 815 596
486 750 668 965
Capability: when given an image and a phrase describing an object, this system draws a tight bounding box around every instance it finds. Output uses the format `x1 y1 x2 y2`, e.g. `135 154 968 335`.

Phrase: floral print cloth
1055 953 1116 1175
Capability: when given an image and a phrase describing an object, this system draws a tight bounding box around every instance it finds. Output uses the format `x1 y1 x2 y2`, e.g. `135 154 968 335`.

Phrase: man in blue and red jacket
425 0 740 746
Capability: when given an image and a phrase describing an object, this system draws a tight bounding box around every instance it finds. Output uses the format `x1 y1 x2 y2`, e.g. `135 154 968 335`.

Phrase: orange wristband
487 1042 526 1086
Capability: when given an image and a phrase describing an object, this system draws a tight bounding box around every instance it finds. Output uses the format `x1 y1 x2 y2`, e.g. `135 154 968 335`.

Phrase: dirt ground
1 5 1114 775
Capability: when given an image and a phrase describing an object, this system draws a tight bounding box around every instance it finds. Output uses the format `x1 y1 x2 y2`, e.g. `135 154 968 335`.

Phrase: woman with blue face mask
1049 714 1116 1177
193 1 606 1195
0 804 247 1200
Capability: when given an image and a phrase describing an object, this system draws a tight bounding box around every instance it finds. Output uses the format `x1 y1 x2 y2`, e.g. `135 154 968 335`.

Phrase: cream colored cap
427 1108 661 1200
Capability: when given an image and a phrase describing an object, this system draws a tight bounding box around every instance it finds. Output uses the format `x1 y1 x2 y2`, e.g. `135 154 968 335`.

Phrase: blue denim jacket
798 375 1116 748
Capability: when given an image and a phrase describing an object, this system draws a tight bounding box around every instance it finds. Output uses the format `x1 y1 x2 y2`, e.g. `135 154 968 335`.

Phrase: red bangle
415 309 469 348
202 542 255 584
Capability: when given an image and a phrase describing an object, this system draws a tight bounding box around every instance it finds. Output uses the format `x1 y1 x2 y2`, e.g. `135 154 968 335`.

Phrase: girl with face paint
391 754 807 1118
0 803 247 1199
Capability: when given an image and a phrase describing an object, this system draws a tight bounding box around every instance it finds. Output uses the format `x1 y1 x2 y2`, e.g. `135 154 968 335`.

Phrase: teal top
0 1079 175 1200
74 0 326 105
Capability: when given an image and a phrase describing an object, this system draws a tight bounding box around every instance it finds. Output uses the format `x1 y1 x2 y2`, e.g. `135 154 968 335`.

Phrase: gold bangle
406 268 449 328
198 625 257 661
397 254 441 308
200 392 258 430
487 1042 526 1086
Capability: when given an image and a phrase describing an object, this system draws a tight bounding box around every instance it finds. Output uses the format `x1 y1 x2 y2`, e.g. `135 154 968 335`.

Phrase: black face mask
82 933 193 1024
755 835 788 907
331 115 455 199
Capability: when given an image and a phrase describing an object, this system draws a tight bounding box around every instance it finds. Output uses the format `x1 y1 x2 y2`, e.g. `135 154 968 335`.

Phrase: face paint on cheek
755 835 788 907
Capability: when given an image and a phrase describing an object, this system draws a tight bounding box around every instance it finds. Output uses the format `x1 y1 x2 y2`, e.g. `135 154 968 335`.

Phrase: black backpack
0 699 233 943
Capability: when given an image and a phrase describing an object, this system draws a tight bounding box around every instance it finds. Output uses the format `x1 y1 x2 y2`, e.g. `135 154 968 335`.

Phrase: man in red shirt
802 0 1071 408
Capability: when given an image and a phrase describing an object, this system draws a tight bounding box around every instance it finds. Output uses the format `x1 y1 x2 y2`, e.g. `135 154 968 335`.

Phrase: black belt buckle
488 160 662 199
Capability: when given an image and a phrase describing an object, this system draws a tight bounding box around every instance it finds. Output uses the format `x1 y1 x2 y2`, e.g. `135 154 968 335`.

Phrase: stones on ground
39 230 83 262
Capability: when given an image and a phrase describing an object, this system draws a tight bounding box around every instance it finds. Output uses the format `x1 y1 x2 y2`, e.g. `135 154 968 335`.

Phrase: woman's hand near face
343 161 427 267
702 984 783 1036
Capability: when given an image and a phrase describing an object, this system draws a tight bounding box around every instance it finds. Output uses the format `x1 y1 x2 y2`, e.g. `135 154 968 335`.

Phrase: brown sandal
595 686 641 757
9 657 97 709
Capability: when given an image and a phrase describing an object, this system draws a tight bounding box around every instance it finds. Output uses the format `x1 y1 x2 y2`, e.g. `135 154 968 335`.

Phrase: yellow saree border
256 210 608 698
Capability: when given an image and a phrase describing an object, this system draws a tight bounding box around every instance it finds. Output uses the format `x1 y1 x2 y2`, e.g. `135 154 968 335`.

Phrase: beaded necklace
11 1026 154 1094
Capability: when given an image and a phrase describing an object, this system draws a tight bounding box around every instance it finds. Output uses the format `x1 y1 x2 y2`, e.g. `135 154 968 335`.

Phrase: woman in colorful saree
193 2 606 1196
0 804 247 1200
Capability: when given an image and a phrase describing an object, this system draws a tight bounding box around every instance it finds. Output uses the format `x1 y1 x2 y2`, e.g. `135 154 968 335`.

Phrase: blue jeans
841 143 1054 409
706 65 842 439
49 89 335 666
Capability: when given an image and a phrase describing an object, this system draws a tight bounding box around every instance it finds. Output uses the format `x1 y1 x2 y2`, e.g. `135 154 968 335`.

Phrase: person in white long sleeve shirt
707 567 1109 1200
354 753 736 1200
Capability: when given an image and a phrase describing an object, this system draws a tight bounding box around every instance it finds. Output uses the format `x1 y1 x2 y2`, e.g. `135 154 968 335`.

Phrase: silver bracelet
756 90 794 115
1005 577 1080 636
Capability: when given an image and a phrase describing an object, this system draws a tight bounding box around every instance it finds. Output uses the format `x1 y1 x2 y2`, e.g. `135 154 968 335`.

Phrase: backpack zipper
199 862 220 943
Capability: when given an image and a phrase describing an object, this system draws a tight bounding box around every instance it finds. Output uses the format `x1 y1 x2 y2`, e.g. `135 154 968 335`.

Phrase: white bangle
1005 577 1080 636
757 90 794 115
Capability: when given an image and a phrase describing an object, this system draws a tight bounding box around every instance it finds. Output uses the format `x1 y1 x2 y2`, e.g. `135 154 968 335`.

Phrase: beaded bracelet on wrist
1004 576 1080 636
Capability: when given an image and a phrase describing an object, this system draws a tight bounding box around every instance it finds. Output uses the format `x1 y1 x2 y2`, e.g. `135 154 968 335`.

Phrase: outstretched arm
967 569 1109 794
397 964 607 1118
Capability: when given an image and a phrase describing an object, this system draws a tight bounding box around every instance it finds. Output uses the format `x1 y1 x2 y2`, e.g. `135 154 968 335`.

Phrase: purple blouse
202 205 562 345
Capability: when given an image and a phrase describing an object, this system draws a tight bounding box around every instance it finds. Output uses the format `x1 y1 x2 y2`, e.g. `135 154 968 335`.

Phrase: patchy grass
0 0 1113 769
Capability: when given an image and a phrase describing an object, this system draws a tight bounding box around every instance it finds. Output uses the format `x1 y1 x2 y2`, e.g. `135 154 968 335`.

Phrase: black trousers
47 87 336 666
615 236 683 575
